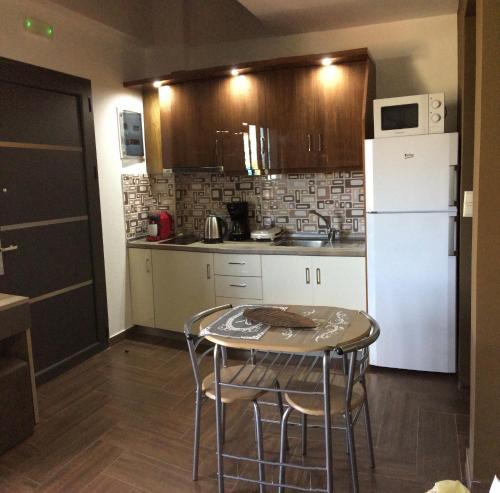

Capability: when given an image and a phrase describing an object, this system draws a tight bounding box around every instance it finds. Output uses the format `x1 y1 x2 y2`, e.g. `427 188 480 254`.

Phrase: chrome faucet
310 210 338 242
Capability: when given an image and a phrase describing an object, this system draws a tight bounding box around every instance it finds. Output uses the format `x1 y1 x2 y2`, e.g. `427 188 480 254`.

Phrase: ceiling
237 0 458 35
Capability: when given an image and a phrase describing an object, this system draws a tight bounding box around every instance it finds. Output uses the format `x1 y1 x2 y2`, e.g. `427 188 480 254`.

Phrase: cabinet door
265 67 318 171
315 61 367 168
262 255 313 305
312 256 366 310
218 73 268 174
128 249 155 327
152 250 215 332
160 78 219 168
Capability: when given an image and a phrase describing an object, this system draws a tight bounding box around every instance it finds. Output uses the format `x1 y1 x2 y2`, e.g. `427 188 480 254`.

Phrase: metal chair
278 312 381 493
184 304 279 488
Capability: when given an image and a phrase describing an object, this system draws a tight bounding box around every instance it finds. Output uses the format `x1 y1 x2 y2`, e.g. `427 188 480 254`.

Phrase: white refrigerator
365 133 458 373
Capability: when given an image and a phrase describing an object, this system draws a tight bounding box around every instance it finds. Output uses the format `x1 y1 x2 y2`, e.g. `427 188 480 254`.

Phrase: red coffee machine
147 211 173 241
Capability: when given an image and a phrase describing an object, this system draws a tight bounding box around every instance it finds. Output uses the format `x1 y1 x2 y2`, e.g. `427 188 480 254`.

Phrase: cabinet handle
307 133 312 152
207 264 211 279
228 261 246 265
305 267 310 284
230 283 247 288
145 257 151 273
318 133 323 152
215 137 220 165
316 268 321 285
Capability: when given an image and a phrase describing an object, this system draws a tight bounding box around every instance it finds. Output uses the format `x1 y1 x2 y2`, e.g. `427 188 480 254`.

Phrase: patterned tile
121 170 365 240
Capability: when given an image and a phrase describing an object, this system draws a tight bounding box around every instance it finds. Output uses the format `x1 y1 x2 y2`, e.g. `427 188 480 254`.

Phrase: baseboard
109 326 134 346
35 341 106 384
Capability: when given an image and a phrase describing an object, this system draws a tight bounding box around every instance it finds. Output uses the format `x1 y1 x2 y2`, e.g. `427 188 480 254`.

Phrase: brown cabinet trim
125 48 372 88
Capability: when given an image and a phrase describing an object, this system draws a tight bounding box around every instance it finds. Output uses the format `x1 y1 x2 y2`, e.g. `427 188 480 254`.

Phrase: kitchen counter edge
127 239 366 257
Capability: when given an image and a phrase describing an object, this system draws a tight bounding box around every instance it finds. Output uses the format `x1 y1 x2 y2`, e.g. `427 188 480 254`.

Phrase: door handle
448 217 457 256
145 257 151 273
449 165 458 206
0 242 18 276
207 264 211 279
0 244 18 253
316 268 321 285
307 133 312 152
318 133 323 152
305 267 310 284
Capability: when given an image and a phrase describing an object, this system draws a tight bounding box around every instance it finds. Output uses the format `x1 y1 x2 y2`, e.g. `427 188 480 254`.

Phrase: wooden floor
0 334 469 492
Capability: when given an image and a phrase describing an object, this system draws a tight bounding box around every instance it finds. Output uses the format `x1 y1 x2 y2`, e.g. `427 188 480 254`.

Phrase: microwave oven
373 93 445 138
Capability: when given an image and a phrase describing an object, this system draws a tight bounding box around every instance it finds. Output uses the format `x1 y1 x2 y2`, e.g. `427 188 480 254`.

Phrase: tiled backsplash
121 170 365 240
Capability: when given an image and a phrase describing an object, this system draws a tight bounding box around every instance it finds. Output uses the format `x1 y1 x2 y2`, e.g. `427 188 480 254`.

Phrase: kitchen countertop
127 237 365 257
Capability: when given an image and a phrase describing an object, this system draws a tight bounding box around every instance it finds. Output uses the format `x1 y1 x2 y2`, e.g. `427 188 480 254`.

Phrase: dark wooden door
160 78 220 168
0 57 108 382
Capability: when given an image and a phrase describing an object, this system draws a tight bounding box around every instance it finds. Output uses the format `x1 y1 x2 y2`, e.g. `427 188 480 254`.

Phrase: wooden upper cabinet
265 67 318 171
315 60 373 168
217 72 269 174
143 50 375 173
160 78 220 168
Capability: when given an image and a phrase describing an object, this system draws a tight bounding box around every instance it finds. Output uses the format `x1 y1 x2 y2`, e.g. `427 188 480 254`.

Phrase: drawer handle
229 283 247 288
316 268 321 285
305 267 310 284
228 262 246 265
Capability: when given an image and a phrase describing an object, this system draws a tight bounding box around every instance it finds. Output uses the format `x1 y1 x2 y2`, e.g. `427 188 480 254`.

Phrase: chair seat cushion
202 364 277 404
284 374 365 416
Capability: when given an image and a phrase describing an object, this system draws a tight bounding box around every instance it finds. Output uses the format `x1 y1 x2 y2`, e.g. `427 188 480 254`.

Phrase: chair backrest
184 304 232 391
333 311 381 406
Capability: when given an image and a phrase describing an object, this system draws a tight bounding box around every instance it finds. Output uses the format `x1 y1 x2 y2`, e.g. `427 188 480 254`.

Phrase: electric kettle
203 214 227 243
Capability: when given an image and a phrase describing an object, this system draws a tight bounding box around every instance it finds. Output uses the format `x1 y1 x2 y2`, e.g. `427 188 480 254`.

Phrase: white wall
0 0 148 337
149 14 458 131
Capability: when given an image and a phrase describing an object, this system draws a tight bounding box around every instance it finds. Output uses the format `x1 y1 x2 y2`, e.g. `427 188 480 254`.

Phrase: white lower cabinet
262 255 366 310
312 256 366 309
152 250 215 332
128 248 155 327
261 255 313 305
128 248 366 333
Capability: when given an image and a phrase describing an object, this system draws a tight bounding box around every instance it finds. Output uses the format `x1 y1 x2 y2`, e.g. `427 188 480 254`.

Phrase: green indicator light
24 18 32 29
46 26 53 36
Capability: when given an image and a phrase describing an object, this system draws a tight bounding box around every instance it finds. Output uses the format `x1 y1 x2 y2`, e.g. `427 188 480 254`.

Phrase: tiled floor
0 334 469 492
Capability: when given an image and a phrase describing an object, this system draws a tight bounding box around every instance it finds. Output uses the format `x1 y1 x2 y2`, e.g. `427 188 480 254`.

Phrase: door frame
0 56 109 382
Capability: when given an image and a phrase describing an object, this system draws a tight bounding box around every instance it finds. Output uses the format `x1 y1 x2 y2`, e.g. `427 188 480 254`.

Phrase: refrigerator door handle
449 165 458 207
448 216 457 256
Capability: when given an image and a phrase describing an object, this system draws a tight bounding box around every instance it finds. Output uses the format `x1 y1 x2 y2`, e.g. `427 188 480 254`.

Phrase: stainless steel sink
274 239 332 248
273 234 337 248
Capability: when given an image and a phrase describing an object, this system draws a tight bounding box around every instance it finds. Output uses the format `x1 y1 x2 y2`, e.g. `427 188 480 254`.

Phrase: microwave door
374 94 429 138
381 104 419 132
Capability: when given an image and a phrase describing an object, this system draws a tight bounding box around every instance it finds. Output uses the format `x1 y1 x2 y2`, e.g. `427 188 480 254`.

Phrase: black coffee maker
226 202 250 241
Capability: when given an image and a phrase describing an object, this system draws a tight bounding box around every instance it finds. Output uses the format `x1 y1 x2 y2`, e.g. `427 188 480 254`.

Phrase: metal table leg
323 350 333 493
214 344 225 493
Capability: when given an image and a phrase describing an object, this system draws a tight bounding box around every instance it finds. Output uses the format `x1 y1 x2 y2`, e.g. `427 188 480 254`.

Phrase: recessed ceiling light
230 68 239 77
153 80 162 88
321 58 333 66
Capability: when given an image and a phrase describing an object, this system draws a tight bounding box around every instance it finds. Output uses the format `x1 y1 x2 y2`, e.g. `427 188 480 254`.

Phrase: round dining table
199 304 374 493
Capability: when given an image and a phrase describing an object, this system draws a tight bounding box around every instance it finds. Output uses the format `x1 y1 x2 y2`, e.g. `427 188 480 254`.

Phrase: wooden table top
0 293 29 312
202 305 371 353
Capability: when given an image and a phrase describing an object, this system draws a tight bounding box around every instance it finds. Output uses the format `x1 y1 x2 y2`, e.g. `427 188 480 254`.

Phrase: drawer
215 276 262 300
214 254 261 277
216 297 262 307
